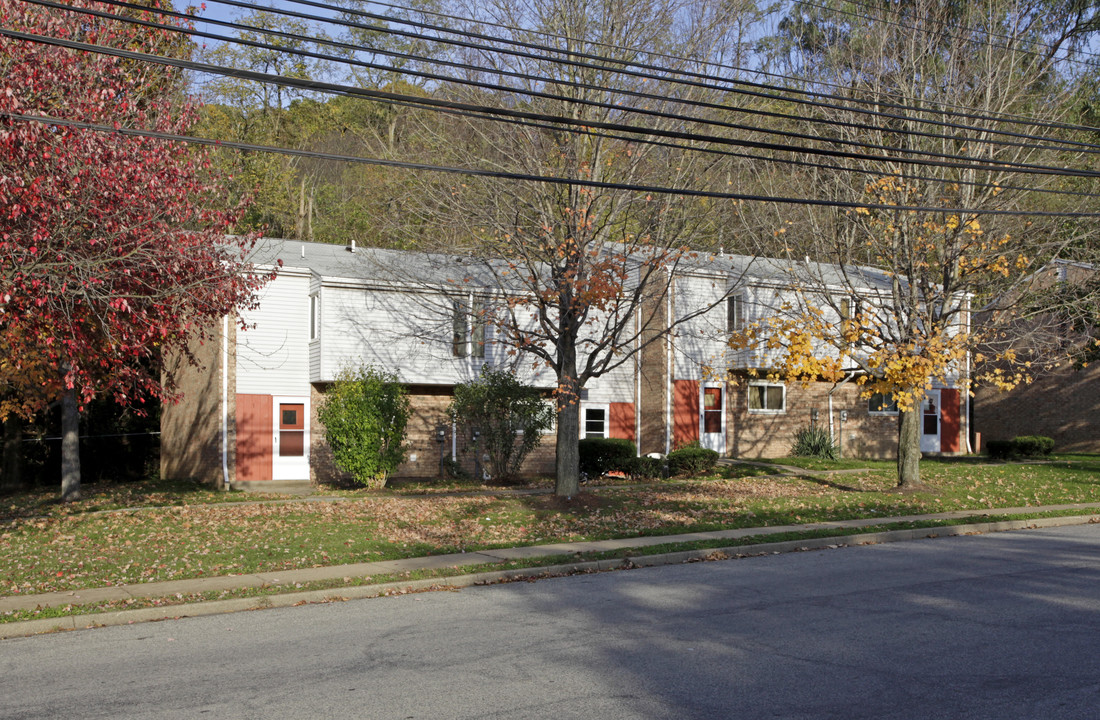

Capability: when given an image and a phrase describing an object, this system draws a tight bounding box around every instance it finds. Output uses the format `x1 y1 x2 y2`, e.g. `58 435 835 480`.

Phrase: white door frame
920 389 941 454
699 383 727 455
272 395 310 481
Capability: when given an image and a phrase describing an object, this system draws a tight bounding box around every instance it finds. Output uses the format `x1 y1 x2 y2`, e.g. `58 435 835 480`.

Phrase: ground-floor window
868 392 899 414
583 404 609 438
747 383 785 413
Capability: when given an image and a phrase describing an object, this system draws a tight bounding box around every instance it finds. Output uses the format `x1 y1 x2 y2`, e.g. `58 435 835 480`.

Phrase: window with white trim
727 294 744 332
747 383 785 412
839 297 862 322
868 392 899 414
582 404 609 438
309 294 319 342
451 298 486 358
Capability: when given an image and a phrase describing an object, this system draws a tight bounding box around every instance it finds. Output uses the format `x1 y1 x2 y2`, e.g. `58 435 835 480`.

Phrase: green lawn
3 455 1099 602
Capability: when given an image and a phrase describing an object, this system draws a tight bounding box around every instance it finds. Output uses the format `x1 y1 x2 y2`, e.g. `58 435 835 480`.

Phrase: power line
58 0 1100 164
8 23 1100 181
27 0 1100 182
369 0 1100 119
259 0 1100 136
793 0 1099 67
6 110 1099 218
444 108 1100 200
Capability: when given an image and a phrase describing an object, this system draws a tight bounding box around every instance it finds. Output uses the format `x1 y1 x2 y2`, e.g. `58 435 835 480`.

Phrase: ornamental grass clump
791 425 839 460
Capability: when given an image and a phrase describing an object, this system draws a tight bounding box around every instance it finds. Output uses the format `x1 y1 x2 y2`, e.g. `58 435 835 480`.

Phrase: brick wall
727 380 900 459
309 385 558 484
637 289 669 455
160 324 229 485
972 260 1097 453
975 364 1100 452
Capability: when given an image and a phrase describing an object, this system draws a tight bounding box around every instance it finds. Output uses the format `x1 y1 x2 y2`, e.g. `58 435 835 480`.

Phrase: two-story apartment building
658 253 967 460
161 239 968 489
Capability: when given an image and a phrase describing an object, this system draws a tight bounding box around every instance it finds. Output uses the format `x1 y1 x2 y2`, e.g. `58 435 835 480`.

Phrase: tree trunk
897 407 921 488
1 414 23 492
555 357 581 497
61 385 82 502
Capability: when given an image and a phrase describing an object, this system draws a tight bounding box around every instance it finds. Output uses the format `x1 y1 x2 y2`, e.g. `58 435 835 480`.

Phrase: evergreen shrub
667 443 719 476
578 437 637 476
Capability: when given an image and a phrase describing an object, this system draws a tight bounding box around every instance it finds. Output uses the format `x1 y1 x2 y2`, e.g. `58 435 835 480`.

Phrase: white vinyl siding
236 270 312 395
314 283 549 387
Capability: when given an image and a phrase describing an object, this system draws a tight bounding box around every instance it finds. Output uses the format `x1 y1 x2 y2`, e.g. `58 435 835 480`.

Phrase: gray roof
249 238 896 293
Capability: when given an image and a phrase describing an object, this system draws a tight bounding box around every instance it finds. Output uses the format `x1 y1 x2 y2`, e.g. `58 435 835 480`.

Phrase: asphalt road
3 524 1100 719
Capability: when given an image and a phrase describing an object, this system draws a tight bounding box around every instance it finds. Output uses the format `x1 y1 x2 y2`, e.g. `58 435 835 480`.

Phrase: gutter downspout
635 309 642 456
221 314 230 491
665 273 673 455
828 371 857 456
965 296 973 454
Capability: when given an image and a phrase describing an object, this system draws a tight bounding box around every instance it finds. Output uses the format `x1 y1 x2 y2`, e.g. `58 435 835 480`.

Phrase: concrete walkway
4 501 1100 639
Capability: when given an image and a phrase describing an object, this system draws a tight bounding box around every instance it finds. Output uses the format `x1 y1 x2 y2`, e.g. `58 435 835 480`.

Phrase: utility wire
257 0 1100 136
54 0 1100 163
55 0 1098 196
7 24 1100 181
793 0 1099 67
7 110 1099 218
196 55 1094 202
369 0 1100 121
439 107 1100 200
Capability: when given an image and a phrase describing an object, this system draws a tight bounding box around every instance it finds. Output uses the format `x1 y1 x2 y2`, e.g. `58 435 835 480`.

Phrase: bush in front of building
449 366 554 484
987 435 1055 459
579 437 637 477
625 455 665 480
667 443 719 476
318 366 410 488
1013 435 1056 456
791 425 839 460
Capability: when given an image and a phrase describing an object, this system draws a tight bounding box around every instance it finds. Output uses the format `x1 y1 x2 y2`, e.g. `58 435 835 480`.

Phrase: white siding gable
236 269 311 395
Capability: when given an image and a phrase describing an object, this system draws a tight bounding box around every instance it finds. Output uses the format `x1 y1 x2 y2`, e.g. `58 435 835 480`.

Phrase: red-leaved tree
0 0 269 500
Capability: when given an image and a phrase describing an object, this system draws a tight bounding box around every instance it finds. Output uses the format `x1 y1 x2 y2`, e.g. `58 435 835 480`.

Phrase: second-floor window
840 297 862 322
309 294 319 342
727 295 744 332
452 298 486 358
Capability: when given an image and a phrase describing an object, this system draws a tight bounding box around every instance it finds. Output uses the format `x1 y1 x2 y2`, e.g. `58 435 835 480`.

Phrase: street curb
4 512 1097 640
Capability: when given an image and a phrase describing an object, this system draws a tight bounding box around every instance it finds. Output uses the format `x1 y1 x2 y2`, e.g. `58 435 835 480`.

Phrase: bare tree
391 0 769 496
746 0 1100 486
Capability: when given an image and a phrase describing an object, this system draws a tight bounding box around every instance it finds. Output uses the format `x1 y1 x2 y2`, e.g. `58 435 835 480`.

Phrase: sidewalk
4 501 1100 639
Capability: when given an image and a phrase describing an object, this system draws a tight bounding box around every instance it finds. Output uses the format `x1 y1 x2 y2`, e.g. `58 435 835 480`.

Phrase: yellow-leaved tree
742 0 1100 487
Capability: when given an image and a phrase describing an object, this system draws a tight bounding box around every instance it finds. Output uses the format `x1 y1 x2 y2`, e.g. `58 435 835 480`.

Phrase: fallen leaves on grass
6 459 1100 596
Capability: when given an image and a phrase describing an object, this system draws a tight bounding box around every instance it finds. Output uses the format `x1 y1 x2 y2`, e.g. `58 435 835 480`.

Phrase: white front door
272 396 310 480
920 390 941 454
700 385 726 455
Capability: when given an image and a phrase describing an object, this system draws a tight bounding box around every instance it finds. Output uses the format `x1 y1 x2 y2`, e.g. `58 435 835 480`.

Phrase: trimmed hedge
625 455 665 480
579 438 637 476
579 439 719 480
668 444 719 476
987 435 1055 460
1015 435 1055 456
